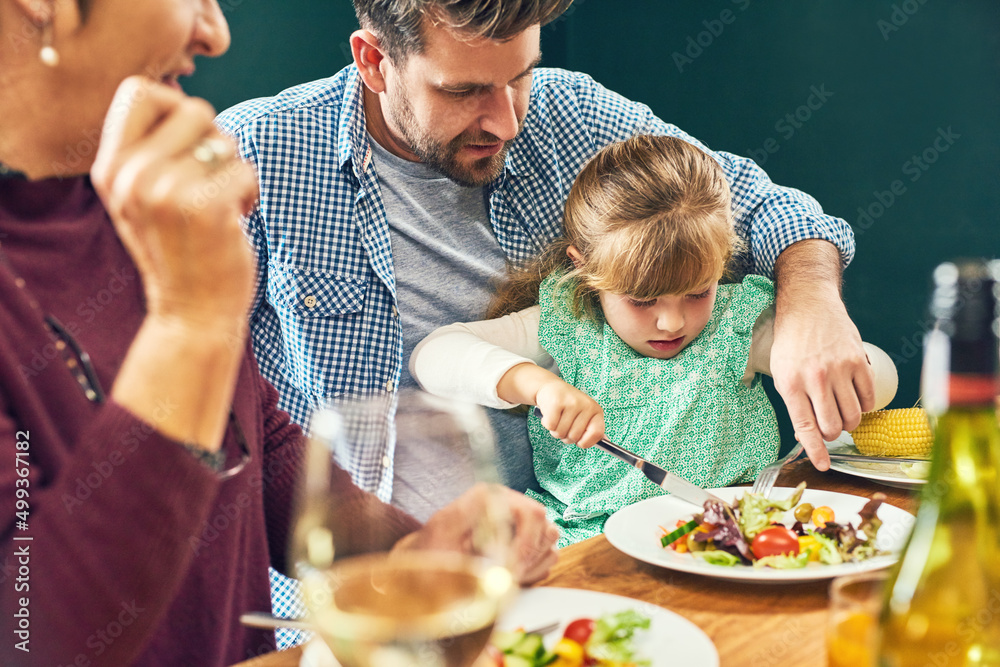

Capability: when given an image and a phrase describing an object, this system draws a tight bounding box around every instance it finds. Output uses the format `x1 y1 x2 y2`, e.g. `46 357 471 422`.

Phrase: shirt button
385 379 395 392
391 306 399 318
303 295 317 308
382 455 391 468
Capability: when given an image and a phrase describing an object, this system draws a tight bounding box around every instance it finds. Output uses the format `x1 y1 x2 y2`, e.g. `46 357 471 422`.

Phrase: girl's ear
566 245 585 269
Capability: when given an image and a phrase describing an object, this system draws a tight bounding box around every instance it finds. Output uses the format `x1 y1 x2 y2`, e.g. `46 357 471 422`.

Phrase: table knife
828 452 928 465
533 408 724 508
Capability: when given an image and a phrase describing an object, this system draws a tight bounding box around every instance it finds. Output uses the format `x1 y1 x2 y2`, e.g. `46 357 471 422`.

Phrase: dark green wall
188 1 1000 444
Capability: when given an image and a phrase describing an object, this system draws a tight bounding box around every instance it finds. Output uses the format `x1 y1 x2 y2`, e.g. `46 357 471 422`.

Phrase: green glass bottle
878 260 1000 666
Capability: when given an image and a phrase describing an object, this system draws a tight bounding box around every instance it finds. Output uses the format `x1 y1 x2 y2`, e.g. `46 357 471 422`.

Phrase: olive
793 502 815 523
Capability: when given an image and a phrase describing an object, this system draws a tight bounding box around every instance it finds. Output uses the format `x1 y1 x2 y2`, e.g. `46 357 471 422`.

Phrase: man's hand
394 484 560 585
770 240 875 470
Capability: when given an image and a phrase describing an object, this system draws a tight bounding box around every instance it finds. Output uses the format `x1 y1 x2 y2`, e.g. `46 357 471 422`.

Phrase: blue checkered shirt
217 65 854 499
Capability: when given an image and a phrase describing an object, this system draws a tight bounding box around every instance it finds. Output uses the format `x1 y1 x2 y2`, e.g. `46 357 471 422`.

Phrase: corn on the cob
850 407 933 458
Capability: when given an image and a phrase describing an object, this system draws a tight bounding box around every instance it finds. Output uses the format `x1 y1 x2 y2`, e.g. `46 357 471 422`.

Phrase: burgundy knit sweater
0 177 421 666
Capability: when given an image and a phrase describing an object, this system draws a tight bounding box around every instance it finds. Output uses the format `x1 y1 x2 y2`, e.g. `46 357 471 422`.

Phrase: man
217 0 872 504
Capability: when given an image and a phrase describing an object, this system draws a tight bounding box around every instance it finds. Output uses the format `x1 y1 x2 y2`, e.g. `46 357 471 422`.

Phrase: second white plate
604 487 914 583
826 433 928 489
497 587 718 666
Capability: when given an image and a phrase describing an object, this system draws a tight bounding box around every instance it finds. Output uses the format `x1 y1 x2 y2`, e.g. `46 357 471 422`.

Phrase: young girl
410 135 896 546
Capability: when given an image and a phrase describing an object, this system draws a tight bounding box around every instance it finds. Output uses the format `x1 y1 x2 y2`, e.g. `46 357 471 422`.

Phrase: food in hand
660 482 888 569
850 407 933 458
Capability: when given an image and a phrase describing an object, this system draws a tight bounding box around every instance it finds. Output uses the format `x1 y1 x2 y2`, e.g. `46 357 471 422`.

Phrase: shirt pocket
265 262 368 396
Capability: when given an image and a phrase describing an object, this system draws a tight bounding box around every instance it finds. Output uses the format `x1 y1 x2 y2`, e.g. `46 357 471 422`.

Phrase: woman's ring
192 137 229 170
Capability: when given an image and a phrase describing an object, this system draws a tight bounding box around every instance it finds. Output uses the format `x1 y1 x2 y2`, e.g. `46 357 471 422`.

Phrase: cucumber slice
661 518 699 548
512 632 545 658
502 655 535 667
493 630 526 653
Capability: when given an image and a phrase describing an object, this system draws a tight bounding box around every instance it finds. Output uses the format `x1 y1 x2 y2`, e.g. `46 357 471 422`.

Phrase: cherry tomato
480 644 504 667
563 618 595 645
750 526 801 559
811 505 835 528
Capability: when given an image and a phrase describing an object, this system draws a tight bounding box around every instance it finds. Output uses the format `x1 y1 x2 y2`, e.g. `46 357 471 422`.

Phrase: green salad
660 482 888 568
488 609 650 667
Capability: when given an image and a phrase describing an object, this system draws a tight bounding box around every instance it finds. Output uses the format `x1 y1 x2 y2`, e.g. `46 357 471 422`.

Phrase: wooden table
232 459 919 667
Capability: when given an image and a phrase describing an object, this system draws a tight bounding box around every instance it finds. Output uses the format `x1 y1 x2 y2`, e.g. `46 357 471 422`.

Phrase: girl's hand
534 379 606 448
91 76 258 335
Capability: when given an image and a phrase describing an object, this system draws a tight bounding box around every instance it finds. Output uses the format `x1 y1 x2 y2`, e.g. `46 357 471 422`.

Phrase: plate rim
826 434 928 487
827 459 928 486
603 486 915 583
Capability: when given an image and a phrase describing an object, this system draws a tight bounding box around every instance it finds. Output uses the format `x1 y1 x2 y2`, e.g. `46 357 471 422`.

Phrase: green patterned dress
526 273 780 546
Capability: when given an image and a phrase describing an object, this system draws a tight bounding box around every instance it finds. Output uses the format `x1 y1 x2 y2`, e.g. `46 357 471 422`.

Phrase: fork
750 443 805 498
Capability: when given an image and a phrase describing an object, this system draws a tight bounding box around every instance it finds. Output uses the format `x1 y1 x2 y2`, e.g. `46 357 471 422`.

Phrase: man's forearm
768 238 874 466
773 239 845 315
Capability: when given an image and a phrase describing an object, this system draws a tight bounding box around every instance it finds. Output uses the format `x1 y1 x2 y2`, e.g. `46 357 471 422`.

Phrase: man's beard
386 88 519 187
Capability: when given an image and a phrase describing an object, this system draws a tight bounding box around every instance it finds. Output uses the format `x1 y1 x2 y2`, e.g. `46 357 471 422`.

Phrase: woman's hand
90 76 259 450
91 75 258 334
393 484 560 585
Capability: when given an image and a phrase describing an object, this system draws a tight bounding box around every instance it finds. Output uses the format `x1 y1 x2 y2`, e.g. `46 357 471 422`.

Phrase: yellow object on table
850 407 933 458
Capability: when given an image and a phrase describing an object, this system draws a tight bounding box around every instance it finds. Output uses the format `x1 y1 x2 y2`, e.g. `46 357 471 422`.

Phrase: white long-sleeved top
411 306 550 410
409 305 899 412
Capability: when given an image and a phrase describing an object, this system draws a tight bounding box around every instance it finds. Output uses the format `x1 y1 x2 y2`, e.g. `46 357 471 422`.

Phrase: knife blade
828 452 928 465
533 408 724 508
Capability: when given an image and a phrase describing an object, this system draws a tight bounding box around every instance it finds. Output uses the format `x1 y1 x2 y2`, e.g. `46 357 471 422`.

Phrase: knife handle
532 408 644 468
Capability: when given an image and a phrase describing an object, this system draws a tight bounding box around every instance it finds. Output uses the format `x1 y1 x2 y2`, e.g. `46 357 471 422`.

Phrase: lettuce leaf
807 530 845 565
753 552 810 569
585 610 652 665
736 482 806 539
698 499 752 561
857 493 886 545
693 550 741 566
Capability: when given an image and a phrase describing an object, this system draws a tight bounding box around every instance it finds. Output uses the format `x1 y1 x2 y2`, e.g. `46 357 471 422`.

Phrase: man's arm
770 240 875 469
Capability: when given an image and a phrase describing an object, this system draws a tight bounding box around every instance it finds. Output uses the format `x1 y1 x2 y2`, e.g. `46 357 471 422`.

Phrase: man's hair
353 0 573 62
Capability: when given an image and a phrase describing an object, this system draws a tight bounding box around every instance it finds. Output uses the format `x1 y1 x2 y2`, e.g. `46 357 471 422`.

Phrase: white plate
826 433 928 489
497 587 718 666
604 487 915 583
298 587 718 667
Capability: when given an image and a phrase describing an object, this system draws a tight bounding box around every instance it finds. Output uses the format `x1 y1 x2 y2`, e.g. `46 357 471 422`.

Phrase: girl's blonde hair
487 134 744 320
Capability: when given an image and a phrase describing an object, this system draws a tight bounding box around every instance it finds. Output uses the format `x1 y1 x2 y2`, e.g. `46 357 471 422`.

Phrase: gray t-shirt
368 137 538 520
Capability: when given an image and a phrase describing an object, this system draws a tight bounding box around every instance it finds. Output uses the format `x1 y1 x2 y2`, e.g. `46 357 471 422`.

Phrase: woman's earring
39 21 60 67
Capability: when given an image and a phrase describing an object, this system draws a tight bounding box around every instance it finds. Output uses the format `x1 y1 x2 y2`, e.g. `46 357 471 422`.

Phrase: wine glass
290 389 516 667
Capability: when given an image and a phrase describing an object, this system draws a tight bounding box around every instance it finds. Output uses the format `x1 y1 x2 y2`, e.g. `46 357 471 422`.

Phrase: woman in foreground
0 1 556 664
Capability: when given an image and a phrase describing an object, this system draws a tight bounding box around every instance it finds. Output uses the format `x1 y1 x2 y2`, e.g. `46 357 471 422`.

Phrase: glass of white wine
291 389 516 667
